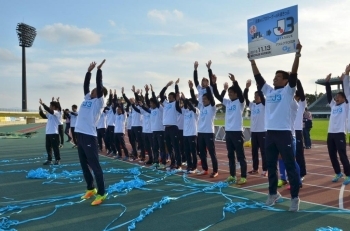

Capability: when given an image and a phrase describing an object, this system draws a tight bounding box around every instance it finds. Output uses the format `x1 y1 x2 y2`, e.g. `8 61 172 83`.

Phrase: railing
0 108 38 112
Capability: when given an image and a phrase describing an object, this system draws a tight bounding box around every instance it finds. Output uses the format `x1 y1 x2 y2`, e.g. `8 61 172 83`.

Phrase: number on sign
273 17 294 36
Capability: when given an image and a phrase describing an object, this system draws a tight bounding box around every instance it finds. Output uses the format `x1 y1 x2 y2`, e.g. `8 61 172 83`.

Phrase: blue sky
0 0 348 109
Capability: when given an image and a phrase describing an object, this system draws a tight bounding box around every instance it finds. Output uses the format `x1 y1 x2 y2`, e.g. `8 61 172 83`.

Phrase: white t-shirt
58 111 63 125
126 112 132 130
177 111 184 130
328 101 349 134
96 112 107 129
131 107 143 127
151 106 164 132
75 93 104 137
45 110 61 134
114 112 126 134
140 108 152 133
294 100 306 131
183 108 199 136
106 107 115 126
197 103 216 133
248 102 266 132
162 100 177 126
290 99 299 136
70 112 78 127
223 98 245 132
262 83 296 130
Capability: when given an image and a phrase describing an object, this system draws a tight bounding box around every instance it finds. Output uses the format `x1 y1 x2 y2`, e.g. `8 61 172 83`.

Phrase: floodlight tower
16 23 37 112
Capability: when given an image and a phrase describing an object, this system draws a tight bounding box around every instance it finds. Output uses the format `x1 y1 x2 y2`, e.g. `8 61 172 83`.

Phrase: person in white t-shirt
193 60 214 104
249 41 302 212
325 70 350 185
159 80 182 170
211 74 247 184
244 80 267 177
105 91 116 156
75 60 108 206
293 79 307 180
39 100 61 165
111 90 129 161
181 92 200 173
70 105 78 148
189 80 218 178
96 106 107 152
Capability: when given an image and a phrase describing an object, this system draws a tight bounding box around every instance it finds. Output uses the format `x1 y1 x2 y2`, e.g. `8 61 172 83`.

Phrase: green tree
305 93 316 105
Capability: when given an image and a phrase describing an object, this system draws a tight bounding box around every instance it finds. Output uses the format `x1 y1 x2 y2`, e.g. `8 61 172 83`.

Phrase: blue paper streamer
316 227 343 231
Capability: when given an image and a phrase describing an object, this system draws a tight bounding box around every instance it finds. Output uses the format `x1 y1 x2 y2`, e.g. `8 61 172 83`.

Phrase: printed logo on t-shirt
82 101 92 108
251 108 260 115
200 109 208 118
227 105 236 111
165 104 172 110
184 112 193 119
151 110 158 116
266 94 282 103
332 107 343 114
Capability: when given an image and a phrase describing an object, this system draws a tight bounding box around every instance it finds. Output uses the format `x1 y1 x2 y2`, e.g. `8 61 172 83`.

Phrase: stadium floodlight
16 23 37 112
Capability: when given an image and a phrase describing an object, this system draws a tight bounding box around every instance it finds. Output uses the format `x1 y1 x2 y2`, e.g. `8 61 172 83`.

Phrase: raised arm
289 42 302 88
344 65 350 99
150 85 160 108
248 54 266 89
210 75 224 103
56 97 62 111
84 62 96 95
39 99 54 115
112 90 118 114
188 80 198 106
234 78 244 104
206 86 215 106
193 61 200 87
296 79 305 102
206 60 213 86
122 87 132 105
39 106 47 119
325 74 333 104
258 90 265 106
96 59 105 98
244 80 251 107
160 81 173 103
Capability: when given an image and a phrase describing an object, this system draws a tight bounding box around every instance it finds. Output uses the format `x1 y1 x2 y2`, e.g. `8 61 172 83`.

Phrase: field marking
339 184 345 209
99 154 350 211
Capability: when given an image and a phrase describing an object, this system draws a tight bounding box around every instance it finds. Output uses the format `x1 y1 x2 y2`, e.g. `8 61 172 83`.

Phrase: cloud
225 48 247 58
39 23 101 46
109 20 116 27
173 42 201 54
61 49 108 55
147 9 183 23
0 48 20 63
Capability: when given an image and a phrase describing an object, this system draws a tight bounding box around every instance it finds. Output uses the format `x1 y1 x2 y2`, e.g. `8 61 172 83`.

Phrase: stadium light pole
16 23 37 112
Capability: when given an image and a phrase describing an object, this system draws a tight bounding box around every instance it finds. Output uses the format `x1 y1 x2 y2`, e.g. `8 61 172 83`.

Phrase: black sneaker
54 160 60 165
145 160 153 165
43 160 52 165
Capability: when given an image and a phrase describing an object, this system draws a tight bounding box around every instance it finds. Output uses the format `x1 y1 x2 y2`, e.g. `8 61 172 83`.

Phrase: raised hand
194 61 199 70
339 73 345 81
121 87 124 94
39 99 43 105
246 79 252 88
175 78 180 85
206 60 212 69
166 81 174 87
224 82 229 91
88 62 96 72
296 40 302 53
345 64 350 75
188 80 193 89
56 97 60 102
325 73 331 82
144 84 149 92
114 89 116 94
150 84 154 92
97 59 106 69
228 73 235 82
131 85 136 93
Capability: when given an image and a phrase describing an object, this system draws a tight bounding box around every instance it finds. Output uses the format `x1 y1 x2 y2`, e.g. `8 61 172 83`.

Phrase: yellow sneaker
226 175 237 184
91 193 108 206
81 188 97 199
237 177 247 185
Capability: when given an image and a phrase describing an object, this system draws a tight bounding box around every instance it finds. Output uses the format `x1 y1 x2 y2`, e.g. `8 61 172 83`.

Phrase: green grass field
214 116 329 141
